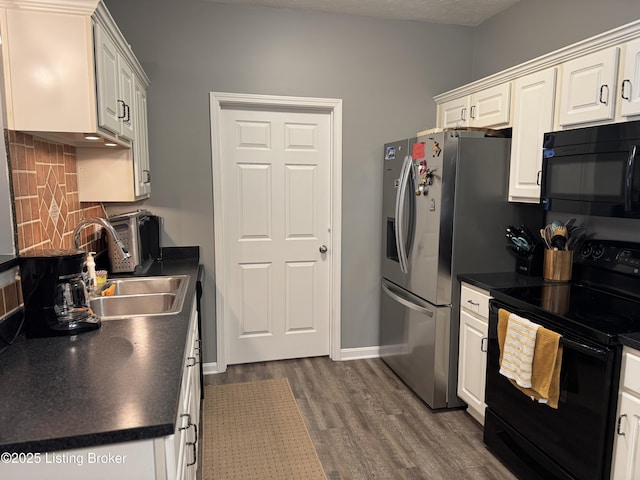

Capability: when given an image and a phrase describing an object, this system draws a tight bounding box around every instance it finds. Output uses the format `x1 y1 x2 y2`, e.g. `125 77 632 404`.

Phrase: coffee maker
20 249 100 338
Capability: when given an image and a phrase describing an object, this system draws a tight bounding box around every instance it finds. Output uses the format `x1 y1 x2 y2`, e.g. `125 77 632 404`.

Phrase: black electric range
491 239 640 345
484 239 640 480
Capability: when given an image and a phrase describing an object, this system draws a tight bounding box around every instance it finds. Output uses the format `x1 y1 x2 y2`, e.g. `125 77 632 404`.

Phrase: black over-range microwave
541 119 640 218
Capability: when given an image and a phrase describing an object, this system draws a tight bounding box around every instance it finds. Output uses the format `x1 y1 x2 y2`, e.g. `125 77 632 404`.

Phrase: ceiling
205 0 521 26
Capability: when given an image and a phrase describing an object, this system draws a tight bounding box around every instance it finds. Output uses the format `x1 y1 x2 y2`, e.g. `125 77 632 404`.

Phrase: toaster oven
107 210 161 273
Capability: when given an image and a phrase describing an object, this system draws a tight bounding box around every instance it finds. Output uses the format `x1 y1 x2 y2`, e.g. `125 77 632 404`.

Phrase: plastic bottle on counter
86 252 97 290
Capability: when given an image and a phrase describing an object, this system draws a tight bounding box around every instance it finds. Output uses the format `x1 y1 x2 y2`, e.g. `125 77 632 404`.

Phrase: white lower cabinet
165 301 201 480
0 298 202 480
612 347 640 479
457 283 490 425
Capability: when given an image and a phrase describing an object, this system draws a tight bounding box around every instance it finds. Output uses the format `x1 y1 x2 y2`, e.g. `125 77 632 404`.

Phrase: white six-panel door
219 106 331 365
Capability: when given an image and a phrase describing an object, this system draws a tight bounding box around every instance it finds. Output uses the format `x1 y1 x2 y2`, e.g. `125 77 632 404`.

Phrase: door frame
210 92 343 372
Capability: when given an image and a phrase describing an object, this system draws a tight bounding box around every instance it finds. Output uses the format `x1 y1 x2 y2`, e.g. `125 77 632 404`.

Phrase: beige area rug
202 378 328 480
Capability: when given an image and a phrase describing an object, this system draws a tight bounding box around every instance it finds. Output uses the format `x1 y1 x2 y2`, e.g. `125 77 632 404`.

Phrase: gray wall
104 0 640 364
471 0 640 81
105 0 474 362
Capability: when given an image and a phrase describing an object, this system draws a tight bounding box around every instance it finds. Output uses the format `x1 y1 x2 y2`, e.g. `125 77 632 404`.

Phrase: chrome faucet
73 217 131 260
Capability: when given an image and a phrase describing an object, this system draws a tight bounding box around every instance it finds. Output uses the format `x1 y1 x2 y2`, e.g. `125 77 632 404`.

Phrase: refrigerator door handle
382 280 434 317
395 155 413 274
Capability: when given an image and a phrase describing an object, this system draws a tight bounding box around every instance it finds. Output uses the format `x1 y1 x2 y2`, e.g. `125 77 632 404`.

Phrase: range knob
580 244 593 258
592 245 605 260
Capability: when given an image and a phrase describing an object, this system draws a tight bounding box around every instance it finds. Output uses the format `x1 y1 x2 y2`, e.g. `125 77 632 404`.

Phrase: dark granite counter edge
458 271 547 293
621 334 640 351
0 252 201 454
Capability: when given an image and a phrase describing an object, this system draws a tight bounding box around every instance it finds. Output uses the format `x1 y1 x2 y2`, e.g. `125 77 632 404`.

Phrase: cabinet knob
319 245 328 254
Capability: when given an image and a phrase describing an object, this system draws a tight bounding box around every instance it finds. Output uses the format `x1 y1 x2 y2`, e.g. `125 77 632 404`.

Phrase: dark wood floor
204 356 518 480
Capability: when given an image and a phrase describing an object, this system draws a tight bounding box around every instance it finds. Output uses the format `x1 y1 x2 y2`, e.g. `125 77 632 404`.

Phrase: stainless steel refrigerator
379 130 534 409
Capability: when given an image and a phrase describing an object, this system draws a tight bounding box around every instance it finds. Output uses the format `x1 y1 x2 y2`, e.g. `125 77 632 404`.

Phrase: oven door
485 300 620 480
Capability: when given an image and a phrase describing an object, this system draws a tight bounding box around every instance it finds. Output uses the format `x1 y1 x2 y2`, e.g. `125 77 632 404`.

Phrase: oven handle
490 301 609 359
560 337 608 359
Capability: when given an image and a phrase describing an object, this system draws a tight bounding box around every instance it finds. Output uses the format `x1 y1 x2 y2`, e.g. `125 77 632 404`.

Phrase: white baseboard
202 346 381 377
338 346 380 360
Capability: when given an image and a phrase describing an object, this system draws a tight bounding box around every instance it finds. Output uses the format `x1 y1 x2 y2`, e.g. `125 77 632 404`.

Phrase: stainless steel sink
90 275 189 320
107 275 187 295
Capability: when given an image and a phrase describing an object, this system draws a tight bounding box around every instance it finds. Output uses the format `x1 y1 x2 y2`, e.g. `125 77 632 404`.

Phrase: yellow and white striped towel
499 313 541 388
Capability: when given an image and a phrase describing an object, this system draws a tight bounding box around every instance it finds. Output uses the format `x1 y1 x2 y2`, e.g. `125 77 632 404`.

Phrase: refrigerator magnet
385 146 396 160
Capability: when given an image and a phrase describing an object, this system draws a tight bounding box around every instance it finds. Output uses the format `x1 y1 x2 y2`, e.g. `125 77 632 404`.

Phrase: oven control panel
578 240 640 275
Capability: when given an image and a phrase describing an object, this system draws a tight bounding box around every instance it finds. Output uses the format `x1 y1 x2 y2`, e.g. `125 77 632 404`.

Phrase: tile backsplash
7 131 106 254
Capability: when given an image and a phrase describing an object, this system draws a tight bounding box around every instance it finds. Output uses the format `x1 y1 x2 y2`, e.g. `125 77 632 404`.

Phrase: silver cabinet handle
319 245 328 254
467 299 480 306
481 337 488 352
470 105 476 119
187 356 197 367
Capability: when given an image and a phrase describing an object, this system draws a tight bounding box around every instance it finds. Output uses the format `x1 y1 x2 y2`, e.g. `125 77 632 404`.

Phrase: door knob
319 245 328 254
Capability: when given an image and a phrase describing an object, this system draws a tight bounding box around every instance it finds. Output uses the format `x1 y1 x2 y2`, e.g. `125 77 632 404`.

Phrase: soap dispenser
86 252 97 290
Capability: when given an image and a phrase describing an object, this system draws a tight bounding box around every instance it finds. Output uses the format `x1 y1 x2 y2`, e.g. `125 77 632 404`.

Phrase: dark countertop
0 256 201 454
459 272 640 351
621 333 640 351
458 271 547 292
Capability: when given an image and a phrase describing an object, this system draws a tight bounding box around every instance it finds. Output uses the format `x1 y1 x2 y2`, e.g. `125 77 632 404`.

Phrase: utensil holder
543 249 573 282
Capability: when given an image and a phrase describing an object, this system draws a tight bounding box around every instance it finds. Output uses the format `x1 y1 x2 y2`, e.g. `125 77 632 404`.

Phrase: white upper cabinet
438 83 511 129
557 47 620 127
94 20 135 142
0 1 149 148
471 83 512 128
440 96 470 128
619 38 640 119
508 67 557 203
133 76 151 198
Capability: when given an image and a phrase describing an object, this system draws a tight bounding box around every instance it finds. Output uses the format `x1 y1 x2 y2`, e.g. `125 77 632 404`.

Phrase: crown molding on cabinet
434 18 640 103
0 0 98 14
93 1 150 87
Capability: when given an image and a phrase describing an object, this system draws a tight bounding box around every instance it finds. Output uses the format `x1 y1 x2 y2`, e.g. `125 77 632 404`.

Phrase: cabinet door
457 309 488 424
439 97 470 128
509 68 557 203
134 77 151 198
611 391 640 480
620 38 640 118
558 47 619 127
118 56 135 141
94 23 122 135
470 82 511 128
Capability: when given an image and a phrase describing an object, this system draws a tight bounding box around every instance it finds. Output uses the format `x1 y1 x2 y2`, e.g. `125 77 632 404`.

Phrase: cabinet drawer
622 348 640 395
460 283 490 319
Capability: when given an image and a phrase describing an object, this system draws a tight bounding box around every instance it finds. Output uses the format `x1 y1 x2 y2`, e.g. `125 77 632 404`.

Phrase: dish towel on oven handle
499 311 540 388
498 308 564 409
